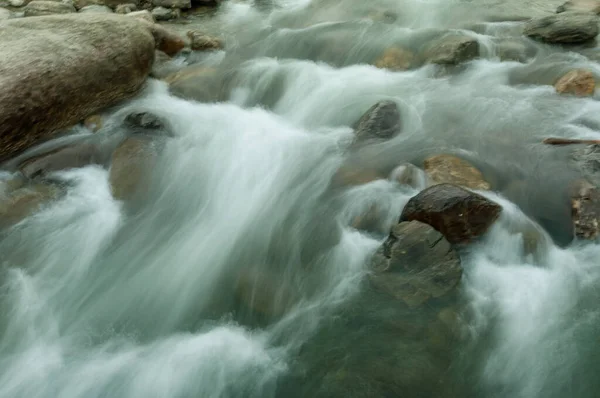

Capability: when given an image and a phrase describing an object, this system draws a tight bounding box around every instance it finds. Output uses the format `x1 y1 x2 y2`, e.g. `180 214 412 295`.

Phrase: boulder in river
423 154 491 190
24 1 76 16
524 12 599 44
109 137 159 201
187 30 223 51
374 47 415 71
570 179 600 240
557 0 600 14
371 221 463 307
400 183 502 244
166 65 223 102
0 14 184 162
422 34 479 65
554 69 596 96
353 100 401 143
151 6 179 21
115 3 136 13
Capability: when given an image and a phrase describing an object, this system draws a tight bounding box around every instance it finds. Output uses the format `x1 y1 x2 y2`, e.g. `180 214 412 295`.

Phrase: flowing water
2 0 600 397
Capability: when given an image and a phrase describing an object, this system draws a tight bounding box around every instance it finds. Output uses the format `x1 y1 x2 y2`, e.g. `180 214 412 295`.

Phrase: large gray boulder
524 12 599 44
0 14 184 163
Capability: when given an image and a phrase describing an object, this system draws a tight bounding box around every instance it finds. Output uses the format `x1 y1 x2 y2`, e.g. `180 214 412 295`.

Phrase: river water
2 0 600 397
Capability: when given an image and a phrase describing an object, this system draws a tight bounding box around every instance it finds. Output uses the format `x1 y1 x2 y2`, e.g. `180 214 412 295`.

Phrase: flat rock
557 0 600 14
554 69 596 96
353 100 401 143
422 35 479 65
423 154 491 190
24 1 76 16
400 183 502 244
524 12 599 44
371 221 462 307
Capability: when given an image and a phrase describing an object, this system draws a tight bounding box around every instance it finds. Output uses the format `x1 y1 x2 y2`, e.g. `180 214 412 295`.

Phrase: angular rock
422 35 479 65
0 182 61 229
400 183 502 244
390 163 428 190
570 179 600 240
557 0 600 14
24 1 76 16
152 0 189 8
353 100 401 143
374 47 415 71
187 30 223 51
18 141 105 179
423 154 491 190
0 8 11 19
0 14 181 162
115 2 136 13
109 137 159 200
524 12 599 44
554 69 595 96
371 221 462 307
151 5 178 20
79 4 112 12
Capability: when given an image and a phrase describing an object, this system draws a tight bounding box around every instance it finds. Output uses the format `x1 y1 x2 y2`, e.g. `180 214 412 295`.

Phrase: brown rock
109 137 159 200
84 114 104 132
524 12 599 44
557 0 600 14
555 69 595 96
187 30 223 51
370 221 462 307
570 179 600 240
0 14 162 163
166 65 223 102
374 47 415 71
353 100 401 143
24 1 76 16
350 204 386 235
400 183 502 244
422 35 479 65
0 182 61 229
423 154 491 190
18 141 104 179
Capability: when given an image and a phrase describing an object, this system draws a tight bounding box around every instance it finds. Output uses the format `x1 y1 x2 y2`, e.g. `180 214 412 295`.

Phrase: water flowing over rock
554 69 596 96
424 154 491 190
371 221 463 307
0 181 61 229
24 1 76 16
166 64 222 102
152 6 179 20
570 179 600 240
374 47 415 71
557 0 600 14
421 34 480 65
353 100 401 143
400 184 502 244
391 163 428 189
109 137 159 200
152 0 189 8
524 12 599 44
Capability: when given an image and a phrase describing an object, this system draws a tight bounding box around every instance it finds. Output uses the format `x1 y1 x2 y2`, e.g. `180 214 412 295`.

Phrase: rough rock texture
0 15 154 162
24 1 76 16
524 12 599 44
557 0 600 14
109 137 159 200
422 35 479 65
371 221 462 307
353 100 401 143
400 183 502 244
423 154 491 190
152 6 179 21
187 30 223 51
374 47 415 71
570 179 600 240
554 69 596 96
152 0 189 8
79 4 112 12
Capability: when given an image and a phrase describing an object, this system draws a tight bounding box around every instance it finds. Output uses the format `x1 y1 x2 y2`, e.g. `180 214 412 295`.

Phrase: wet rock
0 14 179 162
166 65 223 102
570 179 600 240
390 163 428 190
557 0 600 14
83 114 103 132
235 266 297 319
151 5 178 20
125 9 153 22
330 165 383 187
353 100 401 143
400 183 502 244
9 0 26 7
423 154 491 190
152 0 188 8
374 47 415 71
24 1 76 16
74 0 138 9
495 38 535 62
115 2 135 12
145 21 185 56
371 221 462 307
79 4 112 12
0 8 11 19
422 35 479 65
109 137 159 200
187 30 223 51
123 111 167 132
0 182 61 229
554 69 595 96
350 204 387 235
18 141 105 178
524 12 599 44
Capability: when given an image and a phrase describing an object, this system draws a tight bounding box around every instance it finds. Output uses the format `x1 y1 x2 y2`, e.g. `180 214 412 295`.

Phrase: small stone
353 100 401 143
374 47 415 71
187 30 223 51
23 0 76 16
79 4 112 12
123 111 166 132
524 12 599 44
422 35 479 65
423 154 491 190
115 2 135 12
400 183 502 244
555 69 595 96
557 0 600 14
151 5 178 20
